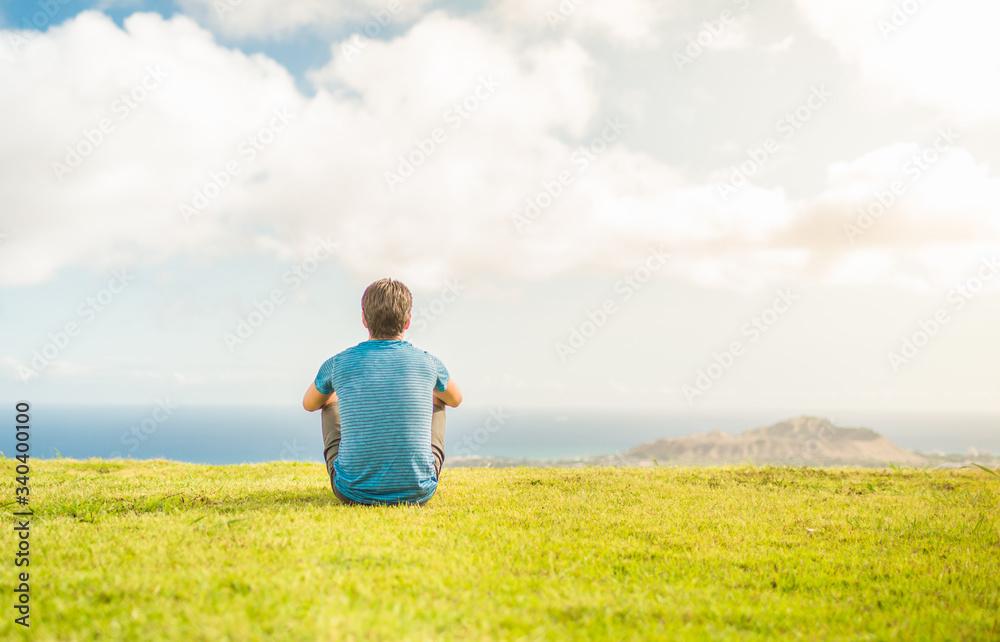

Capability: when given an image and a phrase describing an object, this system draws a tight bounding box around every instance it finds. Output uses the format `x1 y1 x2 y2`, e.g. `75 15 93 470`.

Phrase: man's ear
361 312 368 329
403 312 412 331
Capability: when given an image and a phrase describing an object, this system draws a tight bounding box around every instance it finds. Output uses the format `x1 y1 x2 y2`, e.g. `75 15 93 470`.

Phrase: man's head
362 278 412 339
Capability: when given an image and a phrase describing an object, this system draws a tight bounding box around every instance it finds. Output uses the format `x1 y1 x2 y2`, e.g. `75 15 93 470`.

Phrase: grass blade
967 463 999 477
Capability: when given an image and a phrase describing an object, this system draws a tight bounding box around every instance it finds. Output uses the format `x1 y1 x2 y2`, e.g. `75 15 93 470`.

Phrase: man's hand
433 378 463 408
303 382 335 412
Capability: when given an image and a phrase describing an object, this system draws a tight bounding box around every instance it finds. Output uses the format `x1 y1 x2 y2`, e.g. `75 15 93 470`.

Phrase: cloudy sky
1 0 998 413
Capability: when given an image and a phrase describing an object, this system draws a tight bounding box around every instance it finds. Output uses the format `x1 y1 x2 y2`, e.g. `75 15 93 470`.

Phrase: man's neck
368 335 403 341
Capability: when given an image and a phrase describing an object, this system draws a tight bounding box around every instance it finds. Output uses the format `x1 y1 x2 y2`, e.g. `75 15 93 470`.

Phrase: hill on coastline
619 416 928 467
447 416 957 468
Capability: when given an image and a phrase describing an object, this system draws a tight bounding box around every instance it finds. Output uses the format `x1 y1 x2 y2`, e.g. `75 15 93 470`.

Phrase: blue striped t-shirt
314 340 449 504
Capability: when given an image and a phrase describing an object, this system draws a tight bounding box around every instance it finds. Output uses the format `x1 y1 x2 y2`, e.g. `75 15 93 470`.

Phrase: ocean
5 404 999 465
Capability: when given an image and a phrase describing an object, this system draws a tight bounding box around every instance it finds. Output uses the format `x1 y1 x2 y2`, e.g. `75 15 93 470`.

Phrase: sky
1 0 998 415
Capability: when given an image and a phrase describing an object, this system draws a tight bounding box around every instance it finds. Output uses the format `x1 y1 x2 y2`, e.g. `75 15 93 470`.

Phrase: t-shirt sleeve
314 357 336 395
428 353 450 392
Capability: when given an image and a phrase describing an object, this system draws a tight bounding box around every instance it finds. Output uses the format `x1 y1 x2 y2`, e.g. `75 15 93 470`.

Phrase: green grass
2 460 999 641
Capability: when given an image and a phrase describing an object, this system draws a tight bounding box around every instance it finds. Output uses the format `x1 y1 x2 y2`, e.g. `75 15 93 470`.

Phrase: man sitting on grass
302 278 462 505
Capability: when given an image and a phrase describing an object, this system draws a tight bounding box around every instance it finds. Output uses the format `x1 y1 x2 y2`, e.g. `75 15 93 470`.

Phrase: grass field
2 460 998 641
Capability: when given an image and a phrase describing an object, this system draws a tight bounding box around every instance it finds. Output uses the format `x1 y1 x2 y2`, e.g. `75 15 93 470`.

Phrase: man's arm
303 382 336 412
433 378 463 408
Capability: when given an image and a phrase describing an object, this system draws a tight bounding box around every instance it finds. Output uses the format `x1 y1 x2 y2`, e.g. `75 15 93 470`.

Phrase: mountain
620 416 928 467
446 416 934 468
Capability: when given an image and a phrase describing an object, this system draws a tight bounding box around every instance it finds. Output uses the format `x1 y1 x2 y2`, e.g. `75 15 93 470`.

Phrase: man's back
316 340 449 504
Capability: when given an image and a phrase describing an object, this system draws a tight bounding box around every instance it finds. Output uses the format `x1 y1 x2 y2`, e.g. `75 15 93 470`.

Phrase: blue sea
5 404 999 464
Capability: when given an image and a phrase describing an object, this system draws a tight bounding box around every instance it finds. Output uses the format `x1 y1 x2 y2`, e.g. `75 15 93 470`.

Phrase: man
302 278 462 505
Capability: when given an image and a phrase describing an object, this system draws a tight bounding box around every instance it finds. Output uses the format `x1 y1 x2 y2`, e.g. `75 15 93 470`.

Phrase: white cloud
488 0 674 47
791 141 1000 289
175 0 434 40
703 19 748 52
0 11 305 285
794 0 1000 124
1 9 998 295
762 35 794 54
